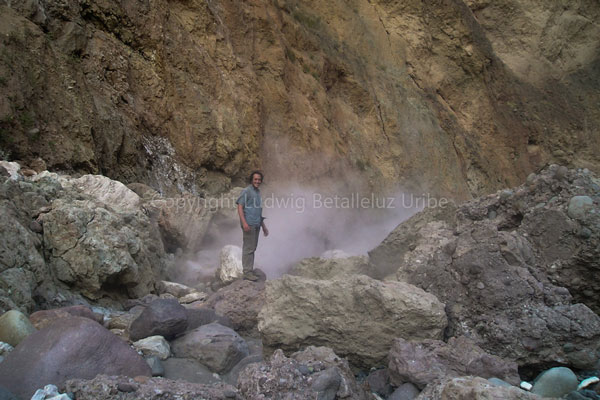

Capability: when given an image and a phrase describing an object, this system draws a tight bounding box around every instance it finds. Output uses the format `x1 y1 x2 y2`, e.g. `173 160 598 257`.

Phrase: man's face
252 173 262 189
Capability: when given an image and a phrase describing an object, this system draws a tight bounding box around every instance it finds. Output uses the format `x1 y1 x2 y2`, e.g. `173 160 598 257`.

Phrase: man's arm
238 203 251 232
261 220 269 237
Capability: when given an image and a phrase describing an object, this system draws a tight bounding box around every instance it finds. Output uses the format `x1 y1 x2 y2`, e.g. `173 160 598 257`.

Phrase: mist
177 183 429 284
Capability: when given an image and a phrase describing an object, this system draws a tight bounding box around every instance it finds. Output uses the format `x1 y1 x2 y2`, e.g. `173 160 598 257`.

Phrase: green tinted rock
0 310 36 346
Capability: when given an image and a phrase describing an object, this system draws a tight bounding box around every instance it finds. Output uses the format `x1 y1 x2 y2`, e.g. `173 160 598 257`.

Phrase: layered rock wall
1 0 598 198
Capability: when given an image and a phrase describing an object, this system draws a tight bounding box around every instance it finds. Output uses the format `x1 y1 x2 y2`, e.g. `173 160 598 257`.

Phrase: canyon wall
0 0 598 199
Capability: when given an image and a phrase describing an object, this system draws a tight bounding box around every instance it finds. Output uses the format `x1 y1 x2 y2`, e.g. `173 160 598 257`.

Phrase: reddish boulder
388 336 520 389
203 279 265 335
0 317 151 399
29 305 104 329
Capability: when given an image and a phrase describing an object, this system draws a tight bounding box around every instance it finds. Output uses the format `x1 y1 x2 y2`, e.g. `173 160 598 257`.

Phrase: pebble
223 389 237 398
520 381 532 390
578 227 592 239
298 365 311 375
0 341 14 356
117 382 137 393
578 377 600 390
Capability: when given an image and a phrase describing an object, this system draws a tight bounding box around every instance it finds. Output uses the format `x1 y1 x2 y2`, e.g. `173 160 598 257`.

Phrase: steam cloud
177 184 439 284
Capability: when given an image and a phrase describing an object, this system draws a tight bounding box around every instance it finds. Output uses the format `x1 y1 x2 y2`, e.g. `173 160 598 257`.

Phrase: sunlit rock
258 274 447 368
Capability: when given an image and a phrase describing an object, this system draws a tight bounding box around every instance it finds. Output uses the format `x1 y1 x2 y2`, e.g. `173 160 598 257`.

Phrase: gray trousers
242 226 260 273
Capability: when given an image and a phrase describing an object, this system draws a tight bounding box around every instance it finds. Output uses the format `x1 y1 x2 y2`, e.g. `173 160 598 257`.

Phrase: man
236 170 269 281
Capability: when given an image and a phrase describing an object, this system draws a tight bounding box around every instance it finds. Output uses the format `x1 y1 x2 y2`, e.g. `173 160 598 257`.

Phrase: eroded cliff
0 0 598 199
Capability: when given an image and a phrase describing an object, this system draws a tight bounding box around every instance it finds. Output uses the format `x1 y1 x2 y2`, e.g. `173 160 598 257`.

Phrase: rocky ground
0 164 599 400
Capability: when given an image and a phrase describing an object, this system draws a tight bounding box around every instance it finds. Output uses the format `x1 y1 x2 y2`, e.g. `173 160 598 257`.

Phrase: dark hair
248 170 264 183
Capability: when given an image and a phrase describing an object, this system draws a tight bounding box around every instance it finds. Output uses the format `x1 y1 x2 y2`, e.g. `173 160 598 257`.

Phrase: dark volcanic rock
388 336 520 389
185 306 233 331
203 279 265 335
129 298 188 341
0 317 151 399
170 323 249 374
369 166 600 368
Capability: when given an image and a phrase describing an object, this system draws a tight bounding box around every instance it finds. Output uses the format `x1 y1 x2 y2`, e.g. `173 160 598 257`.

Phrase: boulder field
0 165 599 399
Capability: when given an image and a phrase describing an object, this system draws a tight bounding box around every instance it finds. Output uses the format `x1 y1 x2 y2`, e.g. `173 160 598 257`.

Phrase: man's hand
243 222 251 232
263 226 269 237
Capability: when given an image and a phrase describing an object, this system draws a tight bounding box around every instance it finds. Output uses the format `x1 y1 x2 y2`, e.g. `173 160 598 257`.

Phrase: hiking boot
243 271 259 281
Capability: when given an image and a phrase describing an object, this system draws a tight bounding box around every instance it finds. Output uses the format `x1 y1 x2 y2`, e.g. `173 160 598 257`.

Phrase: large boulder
238 347 371 400
145 194 216 253
531 367 579 398
0 310 36 346
0 317 151 399
203 279 265 335
415 376 543 400
170 322 249 374
29 305 103 329
258 274 447 368
388 336 520 389
290 255 377 280
369 166 600 368
129 299 188 341
42 196 167 300
0 177 48 313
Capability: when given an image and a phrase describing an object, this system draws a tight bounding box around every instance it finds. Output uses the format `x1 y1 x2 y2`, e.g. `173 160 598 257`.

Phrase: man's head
249 170 264 189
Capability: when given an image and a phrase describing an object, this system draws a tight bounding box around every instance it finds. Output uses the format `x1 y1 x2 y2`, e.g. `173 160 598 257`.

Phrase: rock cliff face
0 0 598 198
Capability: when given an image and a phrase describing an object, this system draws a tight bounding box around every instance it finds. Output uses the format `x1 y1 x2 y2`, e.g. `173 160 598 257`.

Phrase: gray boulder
531 367 579 398
145 194 216 253
388 336 520 389
42 197 166 300
129 299 188 341
258 274 447 368
0 181 46 313
146 355 165 377
162 357 221 384
369 166 600 367
0 317 151 399
170 322 249 374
